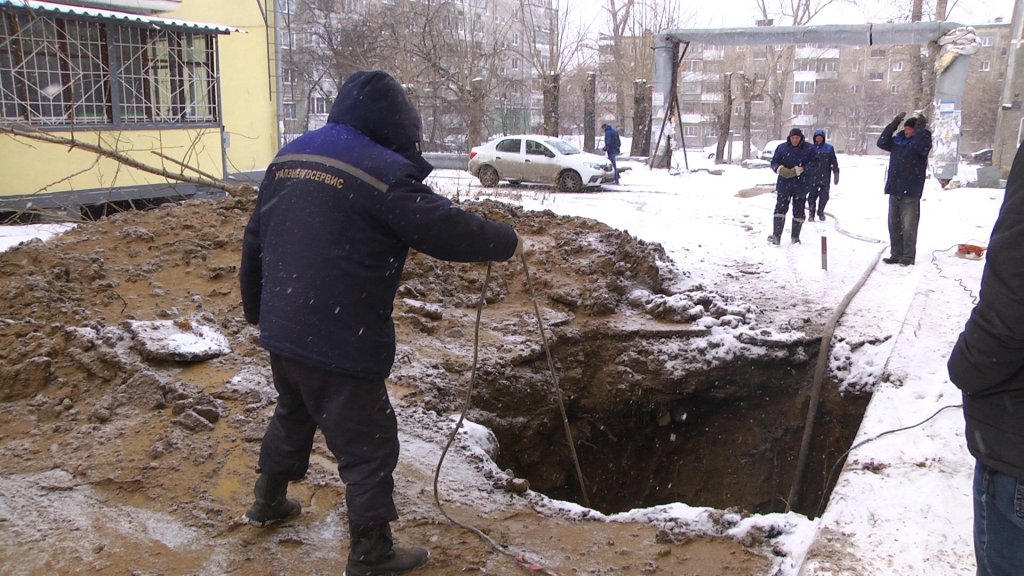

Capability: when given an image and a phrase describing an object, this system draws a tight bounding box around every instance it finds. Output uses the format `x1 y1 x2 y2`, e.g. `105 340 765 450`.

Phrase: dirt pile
0 192 788 575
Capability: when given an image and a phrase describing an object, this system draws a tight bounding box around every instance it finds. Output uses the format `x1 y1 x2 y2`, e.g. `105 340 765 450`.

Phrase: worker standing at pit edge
239 70 523 576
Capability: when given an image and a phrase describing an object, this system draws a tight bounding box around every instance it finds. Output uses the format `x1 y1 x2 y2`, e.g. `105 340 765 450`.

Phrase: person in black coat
768 128 818 244
239 70 522 575
948 142 1024 576
876 111 933 265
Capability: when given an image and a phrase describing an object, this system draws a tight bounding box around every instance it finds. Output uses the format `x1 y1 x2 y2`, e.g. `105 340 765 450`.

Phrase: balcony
54 1 182 15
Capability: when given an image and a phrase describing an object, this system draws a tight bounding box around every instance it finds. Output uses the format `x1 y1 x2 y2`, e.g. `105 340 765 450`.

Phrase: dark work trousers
808 183 830 215
773 189 807 234
258 352 400 527
608 152 620 183
887 194 921 264
973 460 1024 576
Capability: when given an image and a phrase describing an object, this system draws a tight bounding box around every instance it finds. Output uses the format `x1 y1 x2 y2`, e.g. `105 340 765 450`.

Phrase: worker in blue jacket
769 128 818 244
239 70 522 576
808 128 840 221
876 111 932 265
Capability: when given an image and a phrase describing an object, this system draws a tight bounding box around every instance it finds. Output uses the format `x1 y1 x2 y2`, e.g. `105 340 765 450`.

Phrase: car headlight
583 162 609 170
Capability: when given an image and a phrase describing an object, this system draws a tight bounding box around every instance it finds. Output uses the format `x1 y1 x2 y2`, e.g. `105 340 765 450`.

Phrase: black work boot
807 203 816 220
242 473 301 526
791 220 803 244
345 523 429 576
768 218 784 245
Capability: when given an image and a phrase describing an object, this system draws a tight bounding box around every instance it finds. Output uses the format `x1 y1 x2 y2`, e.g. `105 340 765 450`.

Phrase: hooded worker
768 128 818 244
808 128 840 221
239 70 522 576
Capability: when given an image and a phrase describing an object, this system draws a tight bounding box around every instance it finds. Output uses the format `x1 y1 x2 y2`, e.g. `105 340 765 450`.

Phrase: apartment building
653 20 1011 156
274 0 557 149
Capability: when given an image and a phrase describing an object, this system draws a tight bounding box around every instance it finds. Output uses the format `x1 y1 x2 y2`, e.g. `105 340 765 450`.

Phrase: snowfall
2 144 1003 576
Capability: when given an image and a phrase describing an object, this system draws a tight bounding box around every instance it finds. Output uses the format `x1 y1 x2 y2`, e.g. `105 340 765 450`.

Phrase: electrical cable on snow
815 403 963 516
931 243 984 305
431 253 588 576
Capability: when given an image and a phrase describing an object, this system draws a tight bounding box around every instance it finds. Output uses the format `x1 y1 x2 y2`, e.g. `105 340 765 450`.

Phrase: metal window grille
1 8 219 127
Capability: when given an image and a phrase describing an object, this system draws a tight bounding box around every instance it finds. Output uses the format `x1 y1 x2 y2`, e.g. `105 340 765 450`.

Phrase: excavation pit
470 329 870 518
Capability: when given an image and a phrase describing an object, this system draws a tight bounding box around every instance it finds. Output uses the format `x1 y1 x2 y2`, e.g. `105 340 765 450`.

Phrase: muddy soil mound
0 193 779 575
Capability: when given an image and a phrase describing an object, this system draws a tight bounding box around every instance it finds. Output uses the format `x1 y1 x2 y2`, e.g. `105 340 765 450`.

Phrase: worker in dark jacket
239 70 522 576
602 123 621 184
948 142 1024 576
876 111 933 265
808 128 840 221
768 128 818 244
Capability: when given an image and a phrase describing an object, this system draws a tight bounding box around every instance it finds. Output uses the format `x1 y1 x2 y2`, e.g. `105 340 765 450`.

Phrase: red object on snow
957 244 986 258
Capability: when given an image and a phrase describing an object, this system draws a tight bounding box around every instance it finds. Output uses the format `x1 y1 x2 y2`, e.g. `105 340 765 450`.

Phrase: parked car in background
967 148 993 165
760 140 788 160
703 141 759 161
468 135 614 192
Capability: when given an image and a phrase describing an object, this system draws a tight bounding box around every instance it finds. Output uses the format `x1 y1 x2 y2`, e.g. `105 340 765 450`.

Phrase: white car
469 135 614 192
703 140 759 161
760 140 787 160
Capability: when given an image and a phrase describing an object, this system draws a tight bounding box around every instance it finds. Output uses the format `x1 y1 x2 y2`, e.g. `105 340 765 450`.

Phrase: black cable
930 243 983 306
815 403 963 516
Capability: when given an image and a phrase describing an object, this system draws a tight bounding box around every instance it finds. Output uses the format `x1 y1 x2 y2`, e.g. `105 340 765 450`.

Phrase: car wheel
477 165 499 187
557 170 583 192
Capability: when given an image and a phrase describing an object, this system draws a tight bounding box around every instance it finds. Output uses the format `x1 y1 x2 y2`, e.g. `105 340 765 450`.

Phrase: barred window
1 8 219 128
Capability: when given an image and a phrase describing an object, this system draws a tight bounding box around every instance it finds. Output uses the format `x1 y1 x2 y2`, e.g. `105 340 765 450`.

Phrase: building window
512 32 519 46
680 81 701 94
706 126 717 137
850 84 860 94
869 72 885 81
281 68 295 85
683 125 698 137
981 36 992 47
309 95 330 115
981 60 991 72
794 80 815 94
1 9 220 127
282 102 296 119
870 48 886 58
817 60 837 72
511 58 519 70
753 48 767 60
893 61 903 71
890 84 900 94
792 103 810 116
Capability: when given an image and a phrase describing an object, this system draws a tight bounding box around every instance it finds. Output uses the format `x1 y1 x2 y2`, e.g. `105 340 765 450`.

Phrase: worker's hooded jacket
240 71 517 380
810 128 840 187
876 120 932 198
948 143 1024 480
770 128 818 195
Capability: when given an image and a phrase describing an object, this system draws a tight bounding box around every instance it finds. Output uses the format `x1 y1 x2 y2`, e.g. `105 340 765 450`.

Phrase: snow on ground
427 150 1001 575
3 151 1002 575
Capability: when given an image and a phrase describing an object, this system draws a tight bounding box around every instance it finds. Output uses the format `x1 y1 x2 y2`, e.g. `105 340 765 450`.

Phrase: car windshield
545 139 580 155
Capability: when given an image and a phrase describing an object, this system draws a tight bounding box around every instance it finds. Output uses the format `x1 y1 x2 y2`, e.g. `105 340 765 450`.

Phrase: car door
491 138 524 181
521 139 560 184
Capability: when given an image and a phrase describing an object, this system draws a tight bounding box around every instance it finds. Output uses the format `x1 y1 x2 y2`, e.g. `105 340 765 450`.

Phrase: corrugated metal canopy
0 0 241 33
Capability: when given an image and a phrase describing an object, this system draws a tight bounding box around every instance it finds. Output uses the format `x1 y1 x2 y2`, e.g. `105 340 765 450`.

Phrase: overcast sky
569 0 1014 31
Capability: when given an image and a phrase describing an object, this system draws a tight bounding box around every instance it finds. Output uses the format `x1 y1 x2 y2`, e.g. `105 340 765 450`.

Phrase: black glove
890 112 906 127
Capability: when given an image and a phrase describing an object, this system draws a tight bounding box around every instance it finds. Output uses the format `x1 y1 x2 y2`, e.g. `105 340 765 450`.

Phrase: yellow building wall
173 0 280 174
0 0 277 201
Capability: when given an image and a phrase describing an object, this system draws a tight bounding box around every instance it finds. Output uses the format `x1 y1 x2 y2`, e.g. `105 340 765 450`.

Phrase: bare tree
602 0 683 136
